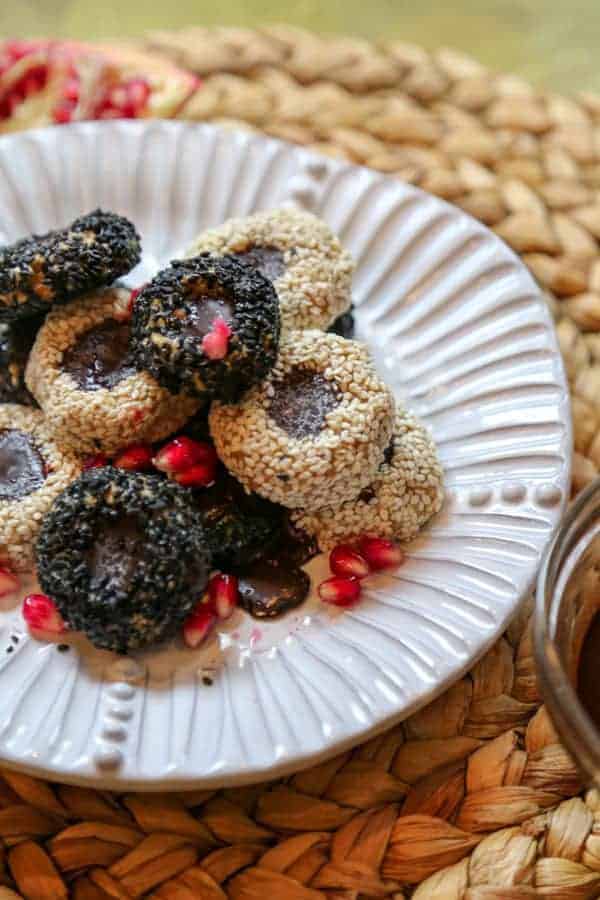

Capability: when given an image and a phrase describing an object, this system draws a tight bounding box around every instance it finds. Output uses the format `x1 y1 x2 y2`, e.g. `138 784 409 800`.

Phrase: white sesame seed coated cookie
0 404 82 571
185 208 355 332
209 330 395 512
25 287 200 454
291 409 444 550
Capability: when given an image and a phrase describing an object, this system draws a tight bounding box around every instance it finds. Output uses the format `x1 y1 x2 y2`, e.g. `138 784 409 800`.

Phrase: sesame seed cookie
130 254 280 402
209 330 395 512
291 409 444 550
0 210 141 322
36 468 211 653
0 404 81 571
185 208 355 332
25 287 200 454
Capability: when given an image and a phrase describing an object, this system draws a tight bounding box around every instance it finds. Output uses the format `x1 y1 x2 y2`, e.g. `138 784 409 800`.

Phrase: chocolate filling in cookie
86 514 144 598
269 368 341 440
62 320 136 391
130 254 280 402
0 429 45 501
184 296 234 340
233 246 286 283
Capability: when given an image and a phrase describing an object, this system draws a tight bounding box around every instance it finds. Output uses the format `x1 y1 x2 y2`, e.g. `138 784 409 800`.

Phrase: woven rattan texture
2 25 599 899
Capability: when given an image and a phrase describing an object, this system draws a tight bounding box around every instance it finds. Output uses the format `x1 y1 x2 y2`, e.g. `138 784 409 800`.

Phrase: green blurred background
3 0 600 93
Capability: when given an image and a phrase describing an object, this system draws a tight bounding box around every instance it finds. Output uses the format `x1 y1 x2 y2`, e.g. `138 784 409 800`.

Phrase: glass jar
535 477 600 784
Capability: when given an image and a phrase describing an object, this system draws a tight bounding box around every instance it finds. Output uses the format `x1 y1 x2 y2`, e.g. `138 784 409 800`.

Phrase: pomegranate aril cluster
183 573 239 648
53 72 80 124
319 537 405 609
81 435 218 487
93 77 151 120
154 436 218 488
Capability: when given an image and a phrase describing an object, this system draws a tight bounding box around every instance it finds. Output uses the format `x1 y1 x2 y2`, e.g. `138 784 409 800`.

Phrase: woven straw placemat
2 25 600 899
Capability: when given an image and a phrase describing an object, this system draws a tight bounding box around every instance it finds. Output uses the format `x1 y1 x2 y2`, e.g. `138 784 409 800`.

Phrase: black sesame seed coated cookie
36 468 211 654
130 254 280 402
0 210 141 321
195 471 284 569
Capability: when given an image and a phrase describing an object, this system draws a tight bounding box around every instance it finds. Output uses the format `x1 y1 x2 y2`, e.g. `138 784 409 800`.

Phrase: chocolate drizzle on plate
62 319 135 391
237 559 310 619
0 429 45 501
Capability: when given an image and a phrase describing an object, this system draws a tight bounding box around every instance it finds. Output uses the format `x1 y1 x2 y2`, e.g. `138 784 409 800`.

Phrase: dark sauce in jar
578 613 600 729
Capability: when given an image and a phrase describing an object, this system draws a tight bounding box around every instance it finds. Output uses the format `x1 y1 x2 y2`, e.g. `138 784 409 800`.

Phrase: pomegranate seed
126 77 151 110
318 576 361 608
64 77 80 101
154 436 217 475
121 102 139 119
0 567 19 598
23 594 66 634
6 93 21 115
207 574 239 620
358 536 404 571
182 603 215 648
201 317 232 360
109 86 128 109
53 103 73 124
22 74 41 98
83 453 109 470
5 40 39 61
330 544 369 579
114 444 154 471
174 461 216 488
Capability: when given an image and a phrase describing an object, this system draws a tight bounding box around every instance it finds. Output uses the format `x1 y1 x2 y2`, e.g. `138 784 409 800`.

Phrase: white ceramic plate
0 121 570 789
